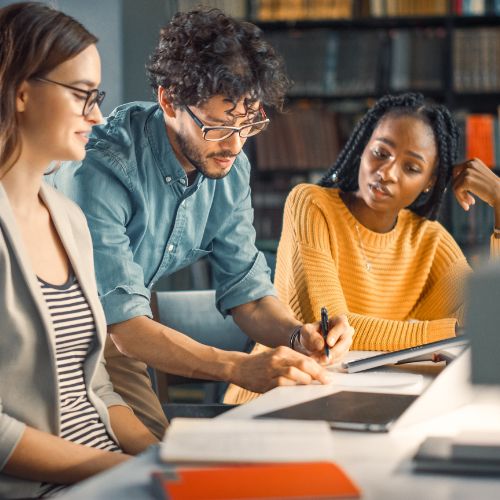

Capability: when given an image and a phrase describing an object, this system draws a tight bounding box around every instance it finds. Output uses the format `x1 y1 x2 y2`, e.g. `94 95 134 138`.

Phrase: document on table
160 418 335 464
325 369 424 389
327 351 424 389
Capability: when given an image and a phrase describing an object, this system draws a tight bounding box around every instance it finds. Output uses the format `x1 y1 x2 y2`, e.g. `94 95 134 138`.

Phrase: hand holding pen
290 309 353 364
309 307 354 365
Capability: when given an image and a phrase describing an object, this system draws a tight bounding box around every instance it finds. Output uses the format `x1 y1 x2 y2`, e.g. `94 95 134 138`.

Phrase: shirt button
168 244 174 252
165 176 172 183
179 178 186 185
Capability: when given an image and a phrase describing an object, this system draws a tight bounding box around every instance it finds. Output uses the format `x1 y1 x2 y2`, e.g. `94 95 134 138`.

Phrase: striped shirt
37 273 120 497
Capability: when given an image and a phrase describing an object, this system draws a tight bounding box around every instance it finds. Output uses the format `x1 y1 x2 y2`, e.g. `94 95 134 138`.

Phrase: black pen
321 307 330 358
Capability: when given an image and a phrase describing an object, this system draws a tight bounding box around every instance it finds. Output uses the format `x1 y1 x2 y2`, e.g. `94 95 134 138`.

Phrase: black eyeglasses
33 77 106 117
184 105 270 142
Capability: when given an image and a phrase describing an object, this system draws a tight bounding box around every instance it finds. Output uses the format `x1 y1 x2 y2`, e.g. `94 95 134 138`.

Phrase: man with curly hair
52 8 353 438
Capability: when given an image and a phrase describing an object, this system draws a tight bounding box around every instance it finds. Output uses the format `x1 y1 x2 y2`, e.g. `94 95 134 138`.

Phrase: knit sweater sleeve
275 186 462 351
408 225 471 333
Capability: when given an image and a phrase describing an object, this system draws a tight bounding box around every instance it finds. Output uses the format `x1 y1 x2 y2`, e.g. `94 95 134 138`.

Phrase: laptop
257 347 471 432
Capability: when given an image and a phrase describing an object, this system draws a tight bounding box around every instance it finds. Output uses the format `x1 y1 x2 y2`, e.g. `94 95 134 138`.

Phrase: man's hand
232 346 329 394
297 314 354 364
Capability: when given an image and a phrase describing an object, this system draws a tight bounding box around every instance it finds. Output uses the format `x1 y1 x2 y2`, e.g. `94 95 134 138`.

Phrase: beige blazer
0 181 126 499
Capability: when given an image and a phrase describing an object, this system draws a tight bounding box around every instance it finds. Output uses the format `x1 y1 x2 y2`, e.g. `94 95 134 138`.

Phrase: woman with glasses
226 92 500 404
0 3 157 497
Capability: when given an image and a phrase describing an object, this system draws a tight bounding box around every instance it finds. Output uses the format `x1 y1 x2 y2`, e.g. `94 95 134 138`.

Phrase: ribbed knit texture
225 184 500 405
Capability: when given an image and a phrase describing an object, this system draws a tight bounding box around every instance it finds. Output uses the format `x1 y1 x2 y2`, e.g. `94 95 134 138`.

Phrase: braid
407 104 459 220
320 92 460 221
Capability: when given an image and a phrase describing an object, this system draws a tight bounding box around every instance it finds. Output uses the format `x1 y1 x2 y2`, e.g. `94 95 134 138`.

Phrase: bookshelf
228 0 500 263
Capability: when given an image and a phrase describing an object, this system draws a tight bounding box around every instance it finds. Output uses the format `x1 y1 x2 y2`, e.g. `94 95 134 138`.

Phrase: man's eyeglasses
33 77 106 117
184 105 270 142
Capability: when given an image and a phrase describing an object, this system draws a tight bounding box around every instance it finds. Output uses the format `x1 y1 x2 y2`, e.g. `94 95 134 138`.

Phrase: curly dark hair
147 8 290 110
319 93 460 221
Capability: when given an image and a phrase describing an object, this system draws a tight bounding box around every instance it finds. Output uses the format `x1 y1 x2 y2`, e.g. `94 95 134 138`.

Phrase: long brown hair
0 2 97 174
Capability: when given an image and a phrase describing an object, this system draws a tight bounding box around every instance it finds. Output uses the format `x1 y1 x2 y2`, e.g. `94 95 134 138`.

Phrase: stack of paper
160 418 335 463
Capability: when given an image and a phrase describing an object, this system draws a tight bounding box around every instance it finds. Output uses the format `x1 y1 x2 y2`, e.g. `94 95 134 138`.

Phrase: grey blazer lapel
0 183 56 352
39 183 107 351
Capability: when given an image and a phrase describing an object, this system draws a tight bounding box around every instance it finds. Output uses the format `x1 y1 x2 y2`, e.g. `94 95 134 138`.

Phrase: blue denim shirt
50 101 275 325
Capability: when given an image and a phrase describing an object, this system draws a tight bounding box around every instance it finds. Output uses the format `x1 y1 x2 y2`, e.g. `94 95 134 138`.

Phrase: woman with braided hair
225 92 500 405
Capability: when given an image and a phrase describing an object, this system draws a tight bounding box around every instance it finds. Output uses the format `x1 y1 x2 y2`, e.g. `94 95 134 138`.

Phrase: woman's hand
452 158 500 211
297 314 354 365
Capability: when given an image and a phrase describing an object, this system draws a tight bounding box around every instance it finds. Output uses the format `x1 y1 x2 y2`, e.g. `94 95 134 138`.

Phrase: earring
424 187 431 193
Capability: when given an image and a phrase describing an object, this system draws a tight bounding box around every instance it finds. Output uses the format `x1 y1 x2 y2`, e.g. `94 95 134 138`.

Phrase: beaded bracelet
289 324 303 351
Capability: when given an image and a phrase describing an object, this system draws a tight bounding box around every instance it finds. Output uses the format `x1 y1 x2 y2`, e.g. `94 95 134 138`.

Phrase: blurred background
3 0 499 289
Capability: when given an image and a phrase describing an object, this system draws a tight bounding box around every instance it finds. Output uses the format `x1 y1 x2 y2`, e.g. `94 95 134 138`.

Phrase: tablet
342 336 469 374
256 390 418 432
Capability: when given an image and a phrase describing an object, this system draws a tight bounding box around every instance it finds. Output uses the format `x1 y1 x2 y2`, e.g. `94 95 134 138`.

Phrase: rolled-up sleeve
0 399 26 470
210 162 276 316
53 146 152 325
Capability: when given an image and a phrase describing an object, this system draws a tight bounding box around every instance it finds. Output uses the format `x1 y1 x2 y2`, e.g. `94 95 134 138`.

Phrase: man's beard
175 131 236 180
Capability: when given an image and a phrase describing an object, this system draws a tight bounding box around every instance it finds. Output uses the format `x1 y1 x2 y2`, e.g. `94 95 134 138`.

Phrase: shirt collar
146 106 189 185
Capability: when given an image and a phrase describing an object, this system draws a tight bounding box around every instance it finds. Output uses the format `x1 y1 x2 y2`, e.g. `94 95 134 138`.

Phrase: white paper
160 418 335 463
325 370 424 388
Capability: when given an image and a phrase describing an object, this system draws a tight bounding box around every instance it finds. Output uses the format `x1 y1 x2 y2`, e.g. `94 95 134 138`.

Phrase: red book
151 461 361 500
466 114 495 168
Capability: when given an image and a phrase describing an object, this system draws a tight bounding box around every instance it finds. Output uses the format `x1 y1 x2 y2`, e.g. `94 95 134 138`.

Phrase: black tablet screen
257 391 418 432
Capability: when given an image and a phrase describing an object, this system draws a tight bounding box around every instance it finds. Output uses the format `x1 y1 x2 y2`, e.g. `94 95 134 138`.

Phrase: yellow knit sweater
225 184 500 405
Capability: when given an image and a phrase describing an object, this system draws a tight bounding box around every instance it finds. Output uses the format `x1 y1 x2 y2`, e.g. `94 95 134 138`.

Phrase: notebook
160 418 335 463
151 462 361 500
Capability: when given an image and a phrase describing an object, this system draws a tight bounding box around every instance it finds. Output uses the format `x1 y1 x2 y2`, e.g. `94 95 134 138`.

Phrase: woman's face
356 114 438 215
17 44 102 163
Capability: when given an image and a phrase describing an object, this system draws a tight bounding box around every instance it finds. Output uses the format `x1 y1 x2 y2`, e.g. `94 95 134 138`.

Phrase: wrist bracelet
289 324 302 350
494 227 500 238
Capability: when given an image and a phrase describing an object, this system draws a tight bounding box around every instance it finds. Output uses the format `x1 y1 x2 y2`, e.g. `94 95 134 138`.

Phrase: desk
59 360 500 500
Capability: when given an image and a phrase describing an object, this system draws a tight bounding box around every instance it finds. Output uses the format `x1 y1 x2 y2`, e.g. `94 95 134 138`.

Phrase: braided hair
319 93 459 220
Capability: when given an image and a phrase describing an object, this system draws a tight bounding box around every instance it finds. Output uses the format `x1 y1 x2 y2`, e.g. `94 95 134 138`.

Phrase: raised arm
452 157 500 258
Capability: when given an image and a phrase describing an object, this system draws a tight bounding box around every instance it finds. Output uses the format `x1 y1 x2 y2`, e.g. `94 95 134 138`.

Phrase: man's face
170 95 260 179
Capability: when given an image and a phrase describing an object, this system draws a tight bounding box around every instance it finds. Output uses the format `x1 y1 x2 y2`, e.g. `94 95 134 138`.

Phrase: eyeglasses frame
184 105 269 142
33 77 106 117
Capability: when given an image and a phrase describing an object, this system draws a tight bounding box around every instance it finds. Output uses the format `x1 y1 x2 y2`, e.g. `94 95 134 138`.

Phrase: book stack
254 0 354 21
154 418 361 499
453 28 500 93
254 103 341 171
370 0 448 17
448 195 495 255
454 0 500 15
389 29 446 91
266 27 448 98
